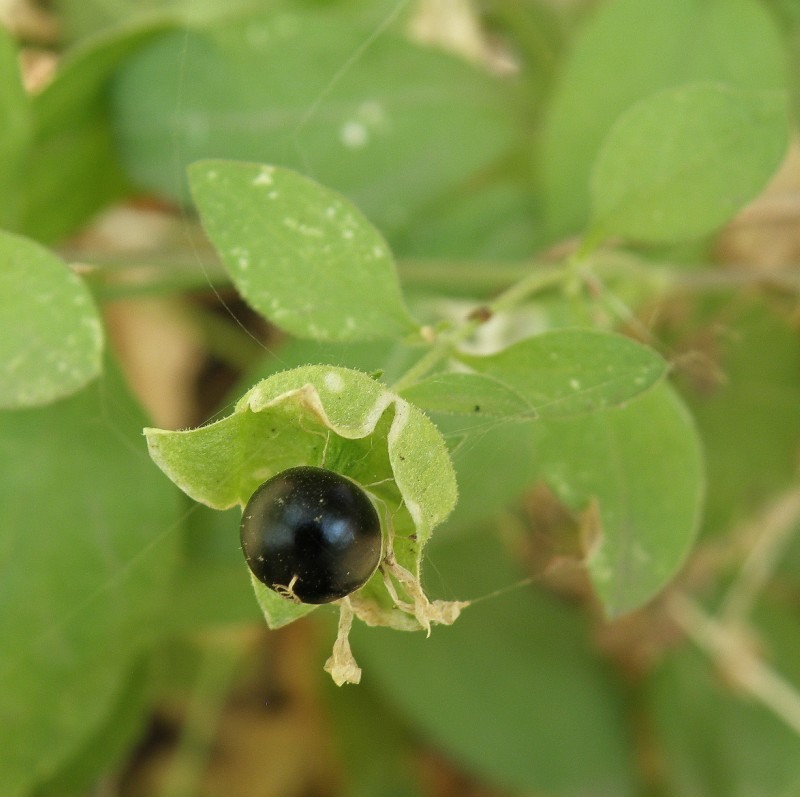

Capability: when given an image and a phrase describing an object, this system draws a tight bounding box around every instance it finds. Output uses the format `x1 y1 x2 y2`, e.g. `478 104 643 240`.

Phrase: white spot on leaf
324 372 345 393
253 166 275 186
340 121 368 149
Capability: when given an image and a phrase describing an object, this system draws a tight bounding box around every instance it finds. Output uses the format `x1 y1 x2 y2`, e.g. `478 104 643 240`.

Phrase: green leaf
19 19 173 243
531 382 704 616
111 13 521 238
400 371 537 419
145 365 458 631
189 160 417 341
540 0 788 239
234 336 543 533
0 231 103 409
457 329 668 419
355 528 637 795
589 84 789 245
0 369 179 797
0 27 31 229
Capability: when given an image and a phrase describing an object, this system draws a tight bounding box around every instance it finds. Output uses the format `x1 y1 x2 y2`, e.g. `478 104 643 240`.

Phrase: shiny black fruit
240 466 382 604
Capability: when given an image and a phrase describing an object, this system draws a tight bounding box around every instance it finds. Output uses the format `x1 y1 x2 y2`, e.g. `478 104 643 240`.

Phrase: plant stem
69 247 800 300
157 634 245 797
721 488 800 624
669 594 800 737
391 264 566 391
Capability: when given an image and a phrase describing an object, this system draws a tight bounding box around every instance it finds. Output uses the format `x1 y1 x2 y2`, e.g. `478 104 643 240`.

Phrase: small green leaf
400 371 537 419
189 160 417 341
146 365 458 631
589 84 789 244
540 0 788 238
457 329 667 419
531 382 704 616
0 231 103 409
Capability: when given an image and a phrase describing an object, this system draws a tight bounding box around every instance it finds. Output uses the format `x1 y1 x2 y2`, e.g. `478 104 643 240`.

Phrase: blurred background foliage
1 0 800 795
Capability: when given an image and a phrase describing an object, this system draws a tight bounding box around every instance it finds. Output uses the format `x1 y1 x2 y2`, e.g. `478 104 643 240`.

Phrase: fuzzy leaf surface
146 365 457 630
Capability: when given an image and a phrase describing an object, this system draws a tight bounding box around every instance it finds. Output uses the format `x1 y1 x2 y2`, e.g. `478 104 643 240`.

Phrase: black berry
240 466 382 604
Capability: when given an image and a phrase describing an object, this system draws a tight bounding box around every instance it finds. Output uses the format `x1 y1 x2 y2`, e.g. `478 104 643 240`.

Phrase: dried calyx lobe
240 466 382 604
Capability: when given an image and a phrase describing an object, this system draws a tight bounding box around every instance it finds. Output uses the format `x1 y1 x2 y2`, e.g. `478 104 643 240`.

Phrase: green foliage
188 160 417 340
649 600 800 796
676 299 800 538
110 9 522 239
355 529 637 795
399 371 539 419
0 370 179 797
588 84 789 245
540 0 787 239
531 382 705 617
2 1 799 794
0 28 30 228
146 365 457 630
31 662 151 797
19 19 173 243
0 231 103 408
457 328 668 418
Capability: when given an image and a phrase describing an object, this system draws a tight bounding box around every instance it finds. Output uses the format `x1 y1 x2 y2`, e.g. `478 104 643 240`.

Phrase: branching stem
391 265 566 391
721 488 800 624
669 594 800 737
